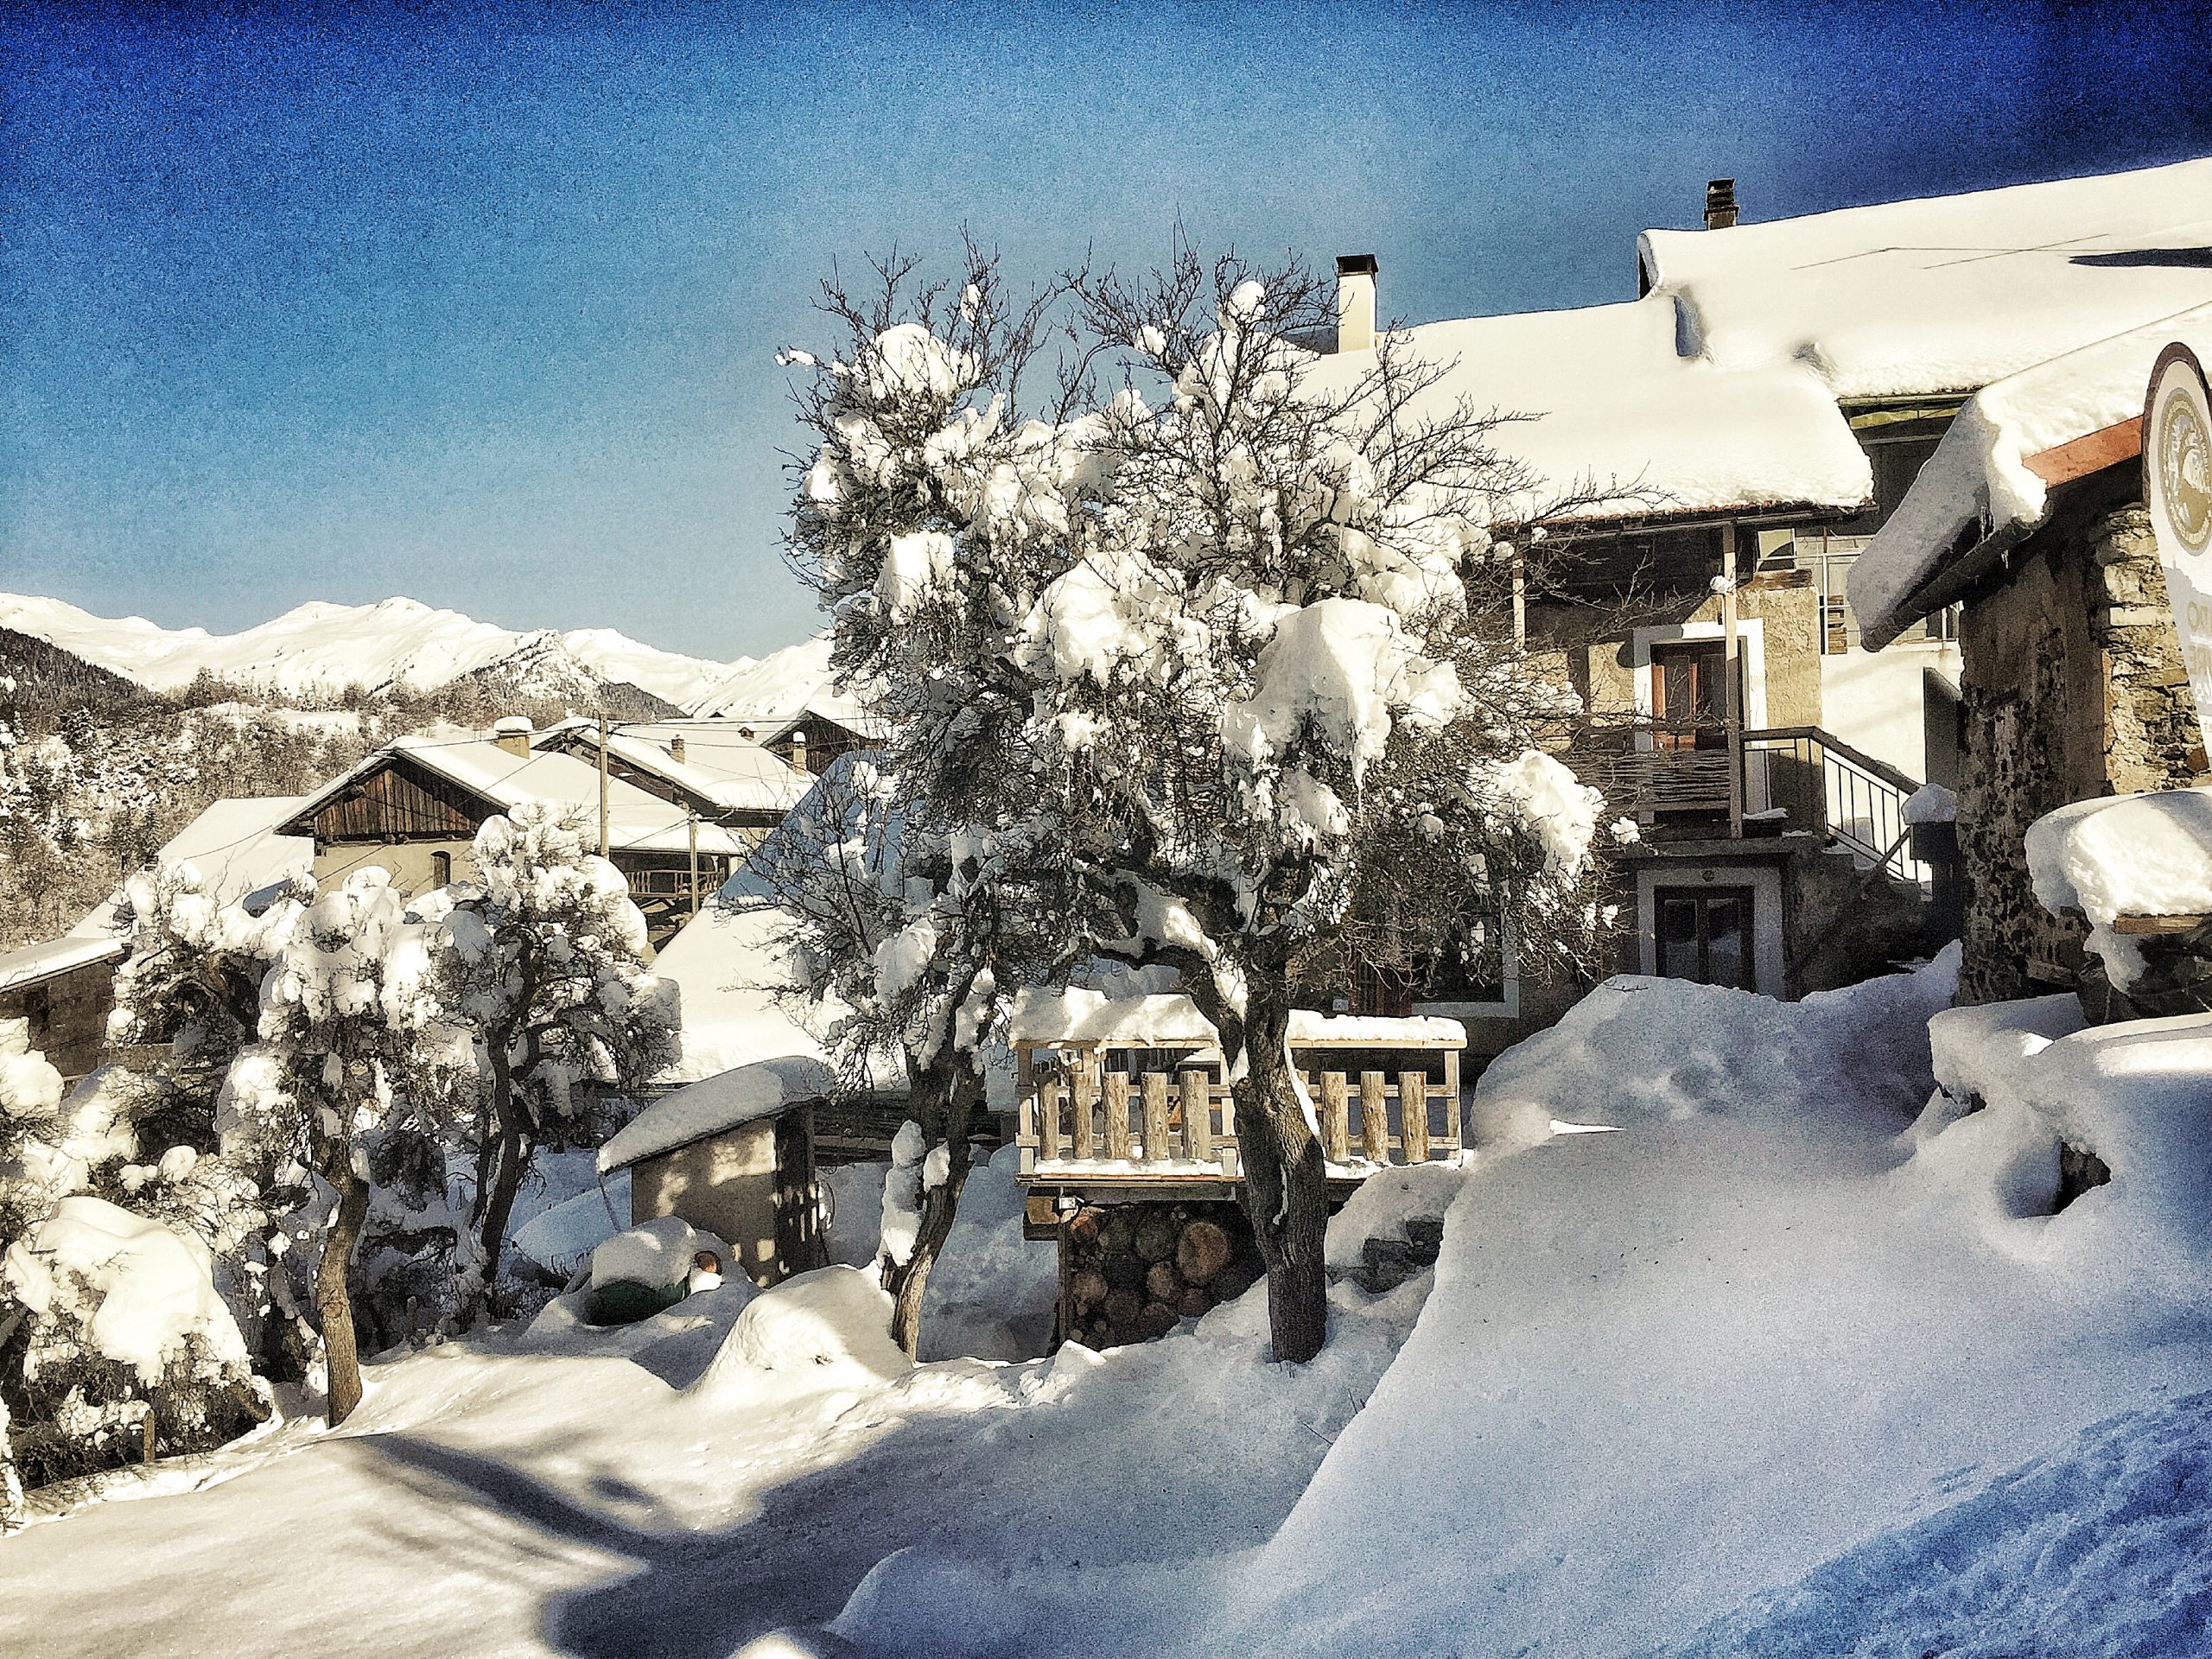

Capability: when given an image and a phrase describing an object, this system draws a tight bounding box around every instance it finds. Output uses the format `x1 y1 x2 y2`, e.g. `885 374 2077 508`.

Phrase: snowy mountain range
0 593 850 721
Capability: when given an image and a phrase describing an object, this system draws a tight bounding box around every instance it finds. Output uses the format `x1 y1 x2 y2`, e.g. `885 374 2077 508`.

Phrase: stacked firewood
1063 1200 1264 1348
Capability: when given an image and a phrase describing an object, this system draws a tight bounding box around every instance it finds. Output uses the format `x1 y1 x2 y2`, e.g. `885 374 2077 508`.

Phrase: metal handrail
1741 727 1928 887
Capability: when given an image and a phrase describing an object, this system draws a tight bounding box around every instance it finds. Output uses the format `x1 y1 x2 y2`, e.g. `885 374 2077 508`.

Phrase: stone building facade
1954 503 2199 1004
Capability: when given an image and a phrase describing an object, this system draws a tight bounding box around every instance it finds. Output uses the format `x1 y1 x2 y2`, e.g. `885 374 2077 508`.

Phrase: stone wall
1955 506 2198 1004
0 957 118 1081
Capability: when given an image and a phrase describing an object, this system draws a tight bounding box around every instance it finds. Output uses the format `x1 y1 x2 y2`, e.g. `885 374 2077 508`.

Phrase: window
1655 886 1756 989
1801 532 1959 652
1649 641 1738 749
430 851 452 887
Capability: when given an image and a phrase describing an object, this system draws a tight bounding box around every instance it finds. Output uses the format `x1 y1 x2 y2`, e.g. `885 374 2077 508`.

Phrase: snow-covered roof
156 795 315 906
289 737 754 857
1850 303 2212 645
1306 158 2212 532
1007 988 1465 1050
647 896 833 1085
0 931 125 996
0 795 313 996
1641 157 2212 404
599 1054 842 1173
1307 297 1873 524
539 721 810 817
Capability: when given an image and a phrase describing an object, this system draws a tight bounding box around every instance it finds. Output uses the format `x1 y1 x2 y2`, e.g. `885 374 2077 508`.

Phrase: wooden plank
1319 1071 1350 1164
1141 1071 1171 1164
2111 913 2209 937
1040 1077 1064 1160
1442 1056 1463 1154
1401 1071 1429 1163
1360 1071 1390 1164
1071 1067 1096 1160
1017 1069 1039 1150
1104 1072 1132 1161
1180 1070 1211 1160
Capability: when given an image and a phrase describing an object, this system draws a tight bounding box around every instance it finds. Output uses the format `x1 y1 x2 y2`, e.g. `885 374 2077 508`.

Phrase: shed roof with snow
599 1053 842 1174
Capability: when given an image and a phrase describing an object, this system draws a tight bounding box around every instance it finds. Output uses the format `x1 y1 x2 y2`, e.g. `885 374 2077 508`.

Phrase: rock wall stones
1955 506 2200 1005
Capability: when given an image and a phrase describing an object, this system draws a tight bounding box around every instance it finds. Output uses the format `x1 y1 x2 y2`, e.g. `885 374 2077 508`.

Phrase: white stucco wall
1820 644 1961 783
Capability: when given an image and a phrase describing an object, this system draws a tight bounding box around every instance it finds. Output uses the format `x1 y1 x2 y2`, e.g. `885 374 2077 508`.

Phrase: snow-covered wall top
1849 304 2212 640
1641 157 2212 403
0 591 855 721
1006 986 1465 1051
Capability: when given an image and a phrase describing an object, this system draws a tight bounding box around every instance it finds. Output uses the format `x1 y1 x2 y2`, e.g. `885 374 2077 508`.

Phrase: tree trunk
316 1162 372 1426
454 1046 530 1332
882 1062 977 1358
1230 990 1329 1363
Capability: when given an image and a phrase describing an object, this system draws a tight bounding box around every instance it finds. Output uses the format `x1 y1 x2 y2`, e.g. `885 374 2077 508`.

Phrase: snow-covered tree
784 247 1613 1360
437 806 678 1329
739 757 1064 1352
224 868 459 1423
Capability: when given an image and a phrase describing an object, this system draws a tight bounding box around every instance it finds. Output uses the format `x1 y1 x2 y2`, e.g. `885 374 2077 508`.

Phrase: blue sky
4 1 2209 661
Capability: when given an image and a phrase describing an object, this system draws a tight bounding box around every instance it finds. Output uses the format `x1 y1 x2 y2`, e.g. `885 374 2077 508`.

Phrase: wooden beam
2024 416 2142 489
1360 1071 1390 1164
1141 1071 1171 1163
1180 1070 1212 1160
1319 1071 1351 1164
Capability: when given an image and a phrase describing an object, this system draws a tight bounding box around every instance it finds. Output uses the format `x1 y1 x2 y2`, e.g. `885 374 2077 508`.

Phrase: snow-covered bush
735 757 1065 1353
781 246 1615 1358
1 1195 263 1491
434 806 678 1329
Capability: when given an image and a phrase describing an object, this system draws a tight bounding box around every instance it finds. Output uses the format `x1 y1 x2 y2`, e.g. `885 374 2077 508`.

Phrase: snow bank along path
804 953 2212 1657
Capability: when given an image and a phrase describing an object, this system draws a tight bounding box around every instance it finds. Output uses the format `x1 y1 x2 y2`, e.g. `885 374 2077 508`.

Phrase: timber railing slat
1400 1071 1429 1163
1181 1070 1212 1160
1071 1069 1096 1160
1103 1073 1132 1161
1360 1071 1390 1164
1141 1071 1171 1162
1319 1071 1351 1164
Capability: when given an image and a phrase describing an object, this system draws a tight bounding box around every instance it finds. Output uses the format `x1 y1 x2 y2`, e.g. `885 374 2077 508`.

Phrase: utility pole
1720 521 1745 840
596 715 611 860
1510 541 1528 652
687 810 700 918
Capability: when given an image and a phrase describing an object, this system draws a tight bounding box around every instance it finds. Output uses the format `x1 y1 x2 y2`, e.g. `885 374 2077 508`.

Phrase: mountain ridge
0 593 848 721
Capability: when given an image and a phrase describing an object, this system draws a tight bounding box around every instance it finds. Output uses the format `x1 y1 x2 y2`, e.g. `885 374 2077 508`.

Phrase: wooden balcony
1011 991 1466 1200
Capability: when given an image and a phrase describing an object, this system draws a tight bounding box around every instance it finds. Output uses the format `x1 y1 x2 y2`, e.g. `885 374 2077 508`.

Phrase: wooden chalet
277 732 754 941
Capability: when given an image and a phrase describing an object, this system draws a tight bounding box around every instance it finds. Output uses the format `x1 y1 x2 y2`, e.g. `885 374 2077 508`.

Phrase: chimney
1704 178 1738 231
493 715 533 759
668 734 687 765
1336 253 1378 353
788 728 810 772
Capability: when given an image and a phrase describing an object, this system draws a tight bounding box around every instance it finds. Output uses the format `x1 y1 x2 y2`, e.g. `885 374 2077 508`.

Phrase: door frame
1636 863 1787 997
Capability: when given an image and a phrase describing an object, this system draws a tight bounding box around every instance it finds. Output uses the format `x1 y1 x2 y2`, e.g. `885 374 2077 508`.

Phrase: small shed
598 1056 838 1287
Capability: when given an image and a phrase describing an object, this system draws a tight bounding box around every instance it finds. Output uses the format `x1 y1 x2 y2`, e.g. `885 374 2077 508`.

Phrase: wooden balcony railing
1019 1062 1464 1179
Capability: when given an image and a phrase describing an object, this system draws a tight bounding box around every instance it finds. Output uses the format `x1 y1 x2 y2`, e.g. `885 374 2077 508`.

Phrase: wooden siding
311 756 486 843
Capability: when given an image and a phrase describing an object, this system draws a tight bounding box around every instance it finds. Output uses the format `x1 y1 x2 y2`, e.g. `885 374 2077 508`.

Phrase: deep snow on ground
12 957 2212 1659
0 1169 1430 1659
798 955 2212 1659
